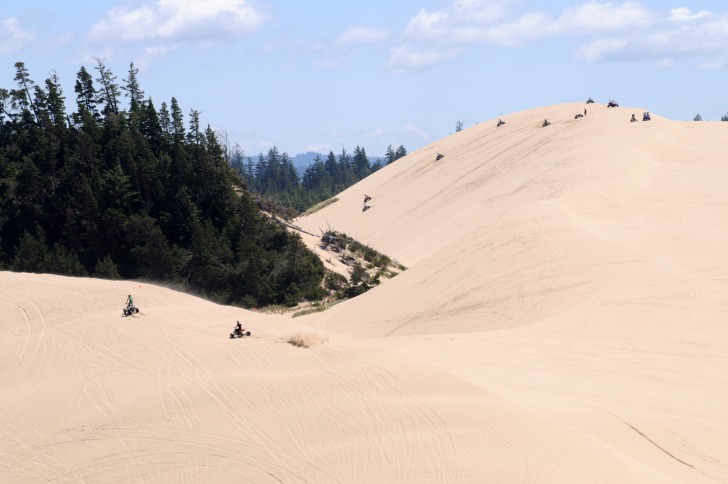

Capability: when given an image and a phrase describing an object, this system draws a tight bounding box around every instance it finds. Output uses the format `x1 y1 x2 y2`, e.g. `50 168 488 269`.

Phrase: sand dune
3 103 728 482
0 273 682 483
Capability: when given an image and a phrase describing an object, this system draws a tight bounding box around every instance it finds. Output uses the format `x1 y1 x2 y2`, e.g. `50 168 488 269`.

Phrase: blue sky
1 1 727 157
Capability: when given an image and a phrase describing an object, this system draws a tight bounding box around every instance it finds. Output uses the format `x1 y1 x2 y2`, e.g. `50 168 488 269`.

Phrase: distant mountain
291 152 322 174
291 152 386 174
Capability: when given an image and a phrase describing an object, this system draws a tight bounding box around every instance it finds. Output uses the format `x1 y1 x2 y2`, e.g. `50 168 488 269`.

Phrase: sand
2 102 727 482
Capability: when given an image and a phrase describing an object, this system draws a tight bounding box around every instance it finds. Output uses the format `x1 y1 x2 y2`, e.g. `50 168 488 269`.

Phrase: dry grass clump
286 333 328 348
302 197 339 216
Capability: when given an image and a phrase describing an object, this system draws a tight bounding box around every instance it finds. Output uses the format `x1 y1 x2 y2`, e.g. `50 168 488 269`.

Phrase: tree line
229 144 407 212
0 60 326 308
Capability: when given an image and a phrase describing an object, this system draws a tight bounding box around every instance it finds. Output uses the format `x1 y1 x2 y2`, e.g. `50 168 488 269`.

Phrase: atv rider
234 321 245 336
126 294 134 311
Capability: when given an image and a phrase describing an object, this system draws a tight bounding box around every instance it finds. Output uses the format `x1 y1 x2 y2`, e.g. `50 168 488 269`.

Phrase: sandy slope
295 103 728 481
2 102 728 482
0 272 679 483
295 103 728 336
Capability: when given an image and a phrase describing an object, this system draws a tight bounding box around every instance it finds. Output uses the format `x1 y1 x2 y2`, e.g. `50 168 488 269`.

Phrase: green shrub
95 255 121 279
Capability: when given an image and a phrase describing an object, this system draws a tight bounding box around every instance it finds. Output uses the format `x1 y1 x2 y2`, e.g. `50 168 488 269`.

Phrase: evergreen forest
230 143 407 212
0 61 331 308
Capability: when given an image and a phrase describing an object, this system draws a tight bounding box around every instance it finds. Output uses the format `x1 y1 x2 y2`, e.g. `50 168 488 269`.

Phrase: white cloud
402 9 449 40
400 122 430 140
402 0 513 43
669 8 711 22
265 25 387 71
135 44 179 71
300 143 334 154
452 0 513 22
387 45 457 72
390 1 657 69
390 1 728 69
52 31 76 48
482 3 654 47
360 122 429 141
575 37 630 62
576 12 728 64
484 12 552 46
0 17 35 54
555 1 655 33
337 26 388 45
89 0 267 43
305 26 389 70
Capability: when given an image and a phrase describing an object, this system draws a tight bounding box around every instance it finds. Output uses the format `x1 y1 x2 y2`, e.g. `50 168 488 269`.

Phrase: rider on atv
122 294 139 316
230 321 251 339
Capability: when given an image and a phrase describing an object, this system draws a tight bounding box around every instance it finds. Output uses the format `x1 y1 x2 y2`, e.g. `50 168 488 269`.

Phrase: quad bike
230 327 251 339
122 305 139 317
607 100 618 108
586 97 595 104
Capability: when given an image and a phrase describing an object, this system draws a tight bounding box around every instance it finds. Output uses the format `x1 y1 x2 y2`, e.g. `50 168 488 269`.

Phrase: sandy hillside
294 102 728 481
0 272 679 483
2 102 728 482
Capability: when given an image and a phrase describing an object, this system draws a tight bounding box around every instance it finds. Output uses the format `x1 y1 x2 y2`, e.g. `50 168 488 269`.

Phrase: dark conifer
94 58 121 115
122 62 144 113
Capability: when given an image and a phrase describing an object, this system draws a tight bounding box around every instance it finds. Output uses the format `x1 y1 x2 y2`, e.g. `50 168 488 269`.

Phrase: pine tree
122 62 144 113
0 87 12 122
385 145 395 165
95 255 121 279
12 227 51 273
44 71 67 130
94 58 121 115
158 101 171 135
170 97 185 144
352 145 370 178
11 62 38 121
337 148 355 186
140 99 163 152
74 66 98 123
324 151 339 190
187 109 202 145
229 144 246 178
